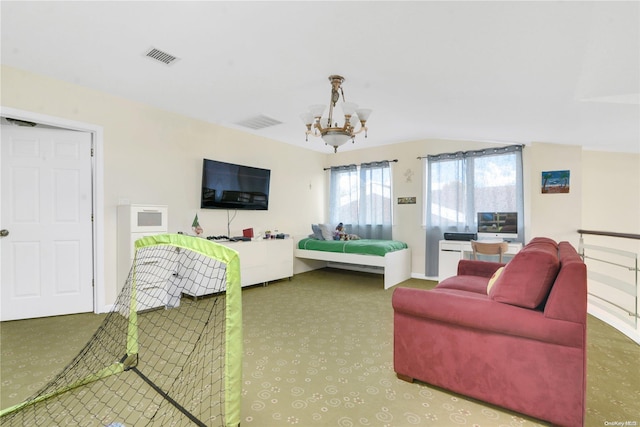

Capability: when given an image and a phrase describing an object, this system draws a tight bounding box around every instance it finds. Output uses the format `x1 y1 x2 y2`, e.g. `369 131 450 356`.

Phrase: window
422 145 524 276
329 161 393 240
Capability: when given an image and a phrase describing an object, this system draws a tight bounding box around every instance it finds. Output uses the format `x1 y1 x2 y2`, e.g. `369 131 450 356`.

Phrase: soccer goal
0 234 242 427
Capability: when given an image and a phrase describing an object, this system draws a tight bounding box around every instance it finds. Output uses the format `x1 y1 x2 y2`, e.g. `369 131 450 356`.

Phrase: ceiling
2 1 639 153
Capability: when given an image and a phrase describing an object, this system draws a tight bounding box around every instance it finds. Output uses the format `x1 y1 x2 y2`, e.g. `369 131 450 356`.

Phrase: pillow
486 266 504 294
489 244 560 309
318 223 334 241
310 224 323 240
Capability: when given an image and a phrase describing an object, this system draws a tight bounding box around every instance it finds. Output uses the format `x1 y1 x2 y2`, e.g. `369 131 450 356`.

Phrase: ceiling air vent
144 47 179 65
235 115 283 130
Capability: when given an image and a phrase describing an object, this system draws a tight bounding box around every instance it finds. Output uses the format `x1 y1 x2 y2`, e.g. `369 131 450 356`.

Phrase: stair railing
578 230 639 338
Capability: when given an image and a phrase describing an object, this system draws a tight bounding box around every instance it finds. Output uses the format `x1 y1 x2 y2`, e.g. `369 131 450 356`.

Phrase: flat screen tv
477 212 518 240
201 159 271 210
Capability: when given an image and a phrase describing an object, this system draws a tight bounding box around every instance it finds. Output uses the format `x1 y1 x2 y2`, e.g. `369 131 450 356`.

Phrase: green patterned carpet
1 268 639 426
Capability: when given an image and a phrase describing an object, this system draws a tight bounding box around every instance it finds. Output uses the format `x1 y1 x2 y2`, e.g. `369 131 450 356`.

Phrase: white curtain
329 164 358 229
423 145 524 277
329 161 393 240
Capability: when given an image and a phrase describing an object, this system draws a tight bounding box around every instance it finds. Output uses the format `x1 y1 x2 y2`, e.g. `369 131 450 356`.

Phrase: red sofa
392 238 587 427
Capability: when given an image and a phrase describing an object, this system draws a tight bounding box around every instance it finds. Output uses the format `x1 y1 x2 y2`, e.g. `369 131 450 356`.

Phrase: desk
438 240 522 281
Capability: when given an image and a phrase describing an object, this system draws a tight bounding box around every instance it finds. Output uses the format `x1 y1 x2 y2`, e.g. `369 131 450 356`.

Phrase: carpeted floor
1 268 639 426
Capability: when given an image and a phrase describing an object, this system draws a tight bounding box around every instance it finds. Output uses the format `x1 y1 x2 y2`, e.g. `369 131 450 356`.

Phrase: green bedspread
297 238 408 257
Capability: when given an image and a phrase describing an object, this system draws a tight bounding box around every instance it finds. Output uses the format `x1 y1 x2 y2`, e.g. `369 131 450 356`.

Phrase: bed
294 237 412 289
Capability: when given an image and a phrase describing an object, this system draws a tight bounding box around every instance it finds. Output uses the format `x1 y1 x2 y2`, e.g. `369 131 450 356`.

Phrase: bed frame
294 236 412 289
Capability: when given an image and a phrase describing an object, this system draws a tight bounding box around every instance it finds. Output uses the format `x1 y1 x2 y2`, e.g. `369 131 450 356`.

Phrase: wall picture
398 197 416 204
541 170 570 194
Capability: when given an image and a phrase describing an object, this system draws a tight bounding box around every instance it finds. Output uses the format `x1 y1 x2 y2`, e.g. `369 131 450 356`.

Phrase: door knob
0 229 9 237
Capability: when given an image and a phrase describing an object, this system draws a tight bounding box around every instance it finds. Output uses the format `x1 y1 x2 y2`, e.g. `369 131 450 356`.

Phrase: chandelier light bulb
356 108 372 122
341 102 358 117
309 104 326 119
300 112 314 126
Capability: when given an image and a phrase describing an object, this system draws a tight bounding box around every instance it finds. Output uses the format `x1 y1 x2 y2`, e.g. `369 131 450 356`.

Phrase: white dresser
438 240 522 281
117 204 169 310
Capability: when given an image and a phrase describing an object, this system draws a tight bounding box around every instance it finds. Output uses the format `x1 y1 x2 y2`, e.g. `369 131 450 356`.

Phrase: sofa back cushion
488 237 560 308
544 242 587 323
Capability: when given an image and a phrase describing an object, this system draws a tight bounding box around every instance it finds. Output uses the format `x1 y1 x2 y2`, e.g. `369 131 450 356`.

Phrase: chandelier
300 75 372 153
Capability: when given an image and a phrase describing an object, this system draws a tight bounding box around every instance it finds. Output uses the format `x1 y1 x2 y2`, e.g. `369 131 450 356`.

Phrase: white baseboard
98 304 115 314
411 273 438 281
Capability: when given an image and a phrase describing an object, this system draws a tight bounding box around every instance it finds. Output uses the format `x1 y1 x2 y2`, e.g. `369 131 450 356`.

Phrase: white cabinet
117 204 169 310
182 238 294 297
438 240 522 281
438 241 466 282
173 251 227 299
220 238 293 287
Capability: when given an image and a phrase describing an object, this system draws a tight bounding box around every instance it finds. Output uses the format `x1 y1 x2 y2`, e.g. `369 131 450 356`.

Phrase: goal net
0 234 242 427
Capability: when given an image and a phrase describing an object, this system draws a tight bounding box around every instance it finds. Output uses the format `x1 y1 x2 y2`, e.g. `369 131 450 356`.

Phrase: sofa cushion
528 237 557 245
486 266 504 294
489 238 560 308
457 259 504 278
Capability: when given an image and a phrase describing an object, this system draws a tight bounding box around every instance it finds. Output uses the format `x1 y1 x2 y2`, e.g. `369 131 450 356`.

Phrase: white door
1 125 93 321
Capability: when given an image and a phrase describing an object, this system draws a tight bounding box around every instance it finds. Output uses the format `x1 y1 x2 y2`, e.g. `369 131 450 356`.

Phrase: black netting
1 243 232 427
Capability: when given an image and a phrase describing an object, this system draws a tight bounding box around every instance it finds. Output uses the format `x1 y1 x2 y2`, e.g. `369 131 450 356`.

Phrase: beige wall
582 151 640 234
3 65 639 302
527 142 583 247
2 66 326 305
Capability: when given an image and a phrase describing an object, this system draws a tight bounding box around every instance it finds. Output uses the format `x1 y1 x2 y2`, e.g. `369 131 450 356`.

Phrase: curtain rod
416 144 524 159
323 159 398 171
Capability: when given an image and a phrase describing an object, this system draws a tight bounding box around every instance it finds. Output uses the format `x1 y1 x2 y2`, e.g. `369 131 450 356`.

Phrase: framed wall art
541 170 570 194
398 197 416 204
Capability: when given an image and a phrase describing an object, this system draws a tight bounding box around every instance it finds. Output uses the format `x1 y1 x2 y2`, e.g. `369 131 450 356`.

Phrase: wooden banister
578 229 640 241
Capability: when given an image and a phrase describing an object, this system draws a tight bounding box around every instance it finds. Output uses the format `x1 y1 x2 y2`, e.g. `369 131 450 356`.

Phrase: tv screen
477 212 518 237
201 159 270 210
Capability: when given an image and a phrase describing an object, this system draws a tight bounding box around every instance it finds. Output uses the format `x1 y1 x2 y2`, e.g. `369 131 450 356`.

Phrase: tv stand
183 238 293 297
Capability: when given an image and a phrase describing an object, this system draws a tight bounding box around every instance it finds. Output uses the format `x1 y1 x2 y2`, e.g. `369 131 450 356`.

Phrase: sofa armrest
392 287 584 348
457 259 505 278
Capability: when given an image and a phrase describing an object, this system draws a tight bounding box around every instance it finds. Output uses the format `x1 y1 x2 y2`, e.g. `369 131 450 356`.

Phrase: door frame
1 106 106 313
